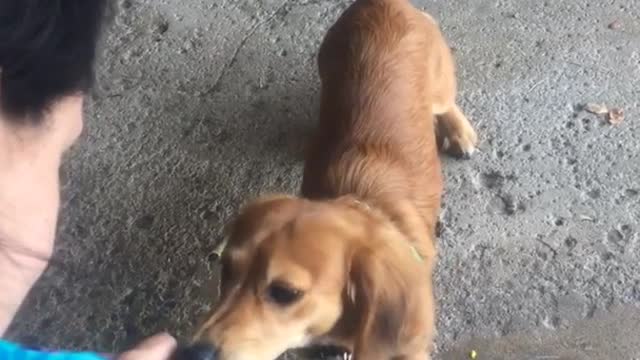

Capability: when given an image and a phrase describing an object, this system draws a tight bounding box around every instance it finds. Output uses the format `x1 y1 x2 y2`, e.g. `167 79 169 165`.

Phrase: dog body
194 0 477 359
304 0 453 265
302 0 452 356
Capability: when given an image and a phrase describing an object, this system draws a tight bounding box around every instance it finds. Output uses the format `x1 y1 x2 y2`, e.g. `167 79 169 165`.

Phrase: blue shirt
0 340 105 360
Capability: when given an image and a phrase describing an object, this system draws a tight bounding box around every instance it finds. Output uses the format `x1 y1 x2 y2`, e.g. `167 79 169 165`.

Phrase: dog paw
442 126 478 159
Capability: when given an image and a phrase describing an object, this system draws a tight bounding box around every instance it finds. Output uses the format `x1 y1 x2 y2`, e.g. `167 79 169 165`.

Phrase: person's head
0 0 109 127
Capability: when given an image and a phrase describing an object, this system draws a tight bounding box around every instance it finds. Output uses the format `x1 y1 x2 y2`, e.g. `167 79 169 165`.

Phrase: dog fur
194 0 477 359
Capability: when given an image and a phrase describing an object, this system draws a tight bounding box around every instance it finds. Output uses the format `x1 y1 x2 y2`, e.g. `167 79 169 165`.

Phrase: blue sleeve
0 339 107 360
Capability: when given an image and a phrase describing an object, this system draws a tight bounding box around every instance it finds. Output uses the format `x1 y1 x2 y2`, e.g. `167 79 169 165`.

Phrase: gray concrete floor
7 0 640 359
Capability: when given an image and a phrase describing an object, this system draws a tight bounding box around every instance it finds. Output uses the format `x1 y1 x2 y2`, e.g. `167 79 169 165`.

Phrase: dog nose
173 342 219 360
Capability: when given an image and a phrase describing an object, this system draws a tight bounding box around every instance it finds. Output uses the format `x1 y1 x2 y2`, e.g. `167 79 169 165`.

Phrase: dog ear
217 194 299 296
225 194 298 248
349 243 431 360
212 194 296 268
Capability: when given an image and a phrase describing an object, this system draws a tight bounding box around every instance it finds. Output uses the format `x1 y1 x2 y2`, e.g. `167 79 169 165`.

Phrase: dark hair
0 0 109 123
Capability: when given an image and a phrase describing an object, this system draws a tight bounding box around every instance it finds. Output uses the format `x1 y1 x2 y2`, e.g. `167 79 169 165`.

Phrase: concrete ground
7 0 640 359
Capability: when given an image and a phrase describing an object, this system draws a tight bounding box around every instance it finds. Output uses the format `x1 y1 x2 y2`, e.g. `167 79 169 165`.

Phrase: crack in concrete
208 0 292 95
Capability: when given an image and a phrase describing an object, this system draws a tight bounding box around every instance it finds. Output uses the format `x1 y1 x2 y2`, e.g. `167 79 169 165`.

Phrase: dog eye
266 281 303 306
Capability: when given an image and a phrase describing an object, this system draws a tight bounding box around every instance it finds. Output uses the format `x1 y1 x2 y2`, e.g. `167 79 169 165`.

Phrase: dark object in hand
172 343 219 360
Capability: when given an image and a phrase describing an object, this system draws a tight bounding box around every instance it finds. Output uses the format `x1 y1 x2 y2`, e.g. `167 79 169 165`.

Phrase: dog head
192 195 433 360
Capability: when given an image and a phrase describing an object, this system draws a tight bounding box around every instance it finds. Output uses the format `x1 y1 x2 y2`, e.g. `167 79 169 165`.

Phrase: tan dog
192 0 477 359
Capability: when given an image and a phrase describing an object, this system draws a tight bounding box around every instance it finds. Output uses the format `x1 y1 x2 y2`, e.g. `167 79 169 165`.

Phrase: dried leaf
608 108 624 125
584 103 608 115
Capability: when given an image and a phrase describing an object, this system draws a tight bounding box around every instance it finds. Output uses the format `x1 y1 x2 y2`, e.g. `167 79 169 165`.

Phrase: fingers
117 333 177 360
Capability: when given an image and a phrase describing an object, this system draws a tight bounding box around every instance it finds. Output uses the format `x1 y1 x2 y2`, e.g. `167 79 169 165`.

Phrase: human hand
116 333 177 360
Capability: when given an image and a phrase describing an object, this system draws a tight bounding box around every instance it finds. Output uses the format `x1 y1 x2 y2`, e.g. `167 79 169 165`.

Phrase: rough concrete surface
7 0 640 359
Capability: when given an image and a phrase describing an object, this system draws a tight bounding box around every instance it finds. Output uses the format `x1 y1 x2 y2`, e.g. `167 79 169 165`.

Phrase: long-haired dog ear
214 194 302 298
349 245 432 360
209 195 291 262
224 194 298 247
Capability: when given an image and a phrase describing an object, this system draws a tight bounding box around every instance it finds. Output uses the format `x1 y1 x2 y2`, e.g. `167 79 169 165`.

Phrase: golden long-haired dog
190 0 477 359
